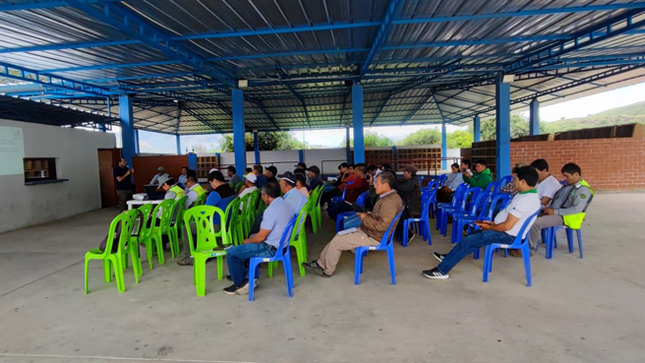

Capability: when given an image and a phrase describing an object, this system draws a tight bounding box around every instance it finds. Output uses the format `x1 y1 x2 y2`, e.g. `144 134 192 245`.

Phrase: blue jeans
226 243 276 287
327 201 353 221
437 230 514 274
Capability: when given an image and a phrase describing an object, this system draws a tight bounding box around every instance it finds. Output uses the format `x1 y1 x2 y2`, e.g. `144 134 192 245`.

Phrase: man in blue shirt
224 183 295 295
176 166 188 189
253 164 267 189
278 172 307 216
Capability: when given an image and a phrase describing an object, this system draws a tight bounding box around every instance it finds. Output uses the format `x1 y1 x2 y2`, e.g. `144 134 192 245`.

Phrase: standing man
149 166 170 186
114 157 134 212
528 163 593 249
227 166 243 188
530 159 562 206
177 166 188 189
306 166 324 191
423 166 541 280
264 166 278 185
303 172 404 278
224 183 295 295
462 159 492 188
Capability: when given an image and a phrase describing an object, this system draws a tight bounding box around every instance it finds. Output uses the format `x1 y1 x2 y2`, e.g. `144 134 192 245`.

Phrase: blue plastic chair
498 175 514 186
440 186 481 237
331 180 354 204
354 211 403 285
423 180 439 219
484 181 500 195
436 183 468 230
247 215 297 301
402 193 433 246
483 208 542 287
451 190 491 244
335 190 369 232
545 225 584 259
465 193 513 259
436 174 447 186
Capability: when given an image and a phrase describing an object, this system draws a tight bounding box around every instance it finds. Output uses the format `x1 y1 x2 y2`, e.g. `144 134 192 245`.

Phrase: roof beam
369 91 392 126
400 90 433 125
360 0 405 76
65 0 236 87
284 84 311 128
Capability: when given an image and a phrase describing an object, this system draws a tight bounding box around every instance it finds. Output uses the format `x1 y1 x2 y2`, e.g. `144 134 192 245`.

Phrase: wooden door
98 148 120 208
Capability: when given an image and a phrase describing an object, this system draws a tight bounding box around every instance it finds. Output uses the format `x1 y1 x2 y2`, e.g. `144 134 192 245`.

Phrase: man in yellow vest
158 175 185 200
528 163 594 250
184 174 206 209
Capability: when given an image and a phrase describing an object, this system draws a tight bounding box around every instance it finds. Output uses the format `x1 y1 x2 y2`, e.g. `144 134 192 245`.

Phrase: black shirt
310 176 324 191
114 166 133 190
266 176 278 185
214 184 236 199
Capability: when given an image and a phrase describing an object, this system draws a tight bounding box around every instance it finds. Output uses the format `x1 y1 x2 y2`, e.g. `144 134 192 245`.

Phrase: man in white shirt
149 166 170 186
423 166 541 280
530 159 562 206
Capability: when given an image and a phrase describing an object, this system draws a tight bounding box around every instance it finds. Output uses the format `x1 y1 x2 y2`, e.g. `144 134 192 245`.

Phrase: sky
109 81 645 153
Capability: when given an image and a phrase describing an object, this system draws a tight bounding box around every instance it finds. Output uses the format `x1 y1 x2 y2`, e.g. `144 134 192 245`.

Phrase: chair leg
283 254 294 297
113 257 125 293
130 251 140 284
482 246 491 282
522 244 532 287
576 229 584 259
103 259 112 282
425 221 432 245
566 228 574 253
354 250 361 285
387 244 396 285
473 248 480 260
84 257 90 294
402 220 409 247
295 244 305 277
546 228 554 259
217 256 224 280
248 261 258 301
195 256 206 297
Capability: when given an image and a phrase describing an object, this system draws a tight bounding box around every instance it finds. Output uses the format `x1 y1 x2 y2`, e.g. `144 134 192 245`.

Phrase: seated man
423 166 541 280
327 163 369 221
176 166 188 189
303 172 404 278
395 165 422 244
227 165 243 188
184 174 205 209
238 172 258 202
528 163 593 249
149 166 170 186
264 166 279 185
530 158 562 206
278 172 308 217
252 164 267 188
306 165 324 191
224 183 294 295
158 175 185 200
462 159 492 188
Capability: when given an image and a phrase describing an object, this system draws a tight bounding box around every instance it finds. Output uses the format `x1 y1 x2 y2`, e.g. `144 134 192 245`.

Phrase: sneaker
223 284 241 295
177 256 193 266
235 279 259 295
422 267 449 280
433 252 445 262
303 261 331 277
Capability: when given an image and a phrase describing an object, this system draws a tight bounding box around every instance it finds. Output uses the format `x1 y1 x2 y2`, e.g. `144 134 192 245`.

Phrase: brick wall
510 137 645 191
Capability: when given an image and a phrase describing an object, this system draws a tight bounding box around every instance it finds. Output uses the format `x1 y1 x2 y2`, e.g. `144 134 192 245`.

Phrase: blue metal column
392 146 398 171
529 98 540 135
352 84 365 164
188 153 197 171
495 73 511 179
98 124 106 132
253 130 260 164
345 126 351 163
118 95 136 166
232 89 246 174
473 115 481 142
134 129 140 155
441 121 447 170
176 134 181 155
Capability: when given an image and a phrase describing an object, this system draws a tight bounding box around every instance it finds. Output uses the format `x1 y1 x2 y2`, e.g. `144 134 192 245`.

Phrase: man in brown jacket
304 172 404 277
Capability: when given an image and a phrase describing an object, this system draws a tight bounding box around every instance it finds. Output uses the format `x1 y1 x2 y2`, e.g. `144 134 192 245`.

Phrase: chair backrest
100 212 127 256
170 196 187 227
341 180 354 199
133 204 153 239
290 199 311 243
461 187 482 211
224 197 241 245
450 183 470 208
378 210 404 248
235 181 245 193
512 209 542 244
484 181 500 194
499 175 514 186
437 174 447 186
356 190 369 208
116 209 139 253
419 192 433 220
151 199 174 227
183 205 228 253
314 184 324 206
484 193 513 220
275 215 298 258
468 189 491 218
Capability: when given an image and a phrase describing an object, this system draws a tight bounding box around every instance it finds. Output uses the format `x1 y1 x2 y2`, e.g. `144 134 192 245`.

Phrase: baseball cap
277 171 297 185
157 174 172 189
245 173 257 184
157 166 165 172
306 165 320 174
265 166 278 175
208 170 226 182
295 162 307 169
209 168 219 173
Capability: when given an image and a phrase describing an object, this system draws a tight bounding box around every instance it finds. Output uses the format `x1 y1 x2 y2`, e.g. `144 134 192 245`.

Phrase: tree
398 128 441 146
219 131 306 152
447 130 473 148
340 130 393 147
478 114 530 140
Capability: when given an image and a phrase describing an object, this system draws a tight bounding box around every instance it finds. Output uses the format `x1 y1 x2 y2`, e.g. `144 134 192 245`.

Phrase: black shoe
226 275 233 282
422 267 449 280
223 284 242 295
303 261 328 277
433 252 445 262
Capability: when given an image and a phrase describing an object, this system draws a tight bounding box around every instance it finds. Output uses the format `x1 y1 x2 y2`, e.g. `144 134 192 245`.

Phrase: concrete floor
0 193 644 363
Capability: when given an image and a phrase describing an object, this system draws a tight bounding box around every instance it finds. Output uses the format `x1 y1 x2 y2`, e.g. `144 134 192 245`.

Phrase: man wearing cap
278 172 307 216
149 166 170 186
238 173 258 209
264 166 278 185
307 165 324 191
295 162 307 171
159 175 185 201
395 165 422 244
227 166 243 188
184 174 204 209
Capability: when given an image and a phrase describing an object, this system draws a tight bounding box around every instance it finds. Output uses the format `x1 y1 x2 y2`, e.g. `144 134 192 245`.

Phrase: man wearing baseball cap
295 162 307 170
264 165 278 185
149 166 170 186
278 172 307 216
238 172 258 207
306 165 324 191
158 175 185 201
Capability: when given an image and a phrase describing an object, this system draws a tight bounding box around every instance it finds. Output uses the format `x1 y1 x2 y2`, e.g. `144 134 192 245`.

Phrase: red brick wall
510 137 645 191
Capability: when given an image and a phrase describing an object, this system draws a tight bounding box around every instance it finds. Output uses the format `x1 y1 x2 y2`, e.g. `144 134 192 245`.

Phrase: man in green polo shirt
462 159 492 188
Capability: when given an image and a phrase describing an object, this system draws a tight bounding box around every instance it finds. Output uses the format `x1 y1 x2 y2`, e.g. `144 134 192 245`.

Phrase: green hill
542 100 645 133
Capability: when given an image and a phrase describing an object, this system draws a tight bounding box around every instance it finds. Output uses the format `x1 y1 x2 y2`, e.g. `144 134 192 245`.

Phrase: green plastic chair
241 190 260 237
123 204 153 275
307 185 324 233
268 199 311 277
224 197 243 246
183 206 229 296
149 199 174 265
168 196 188 257
84 209 138 293
194 192 207 207
234 181 245 193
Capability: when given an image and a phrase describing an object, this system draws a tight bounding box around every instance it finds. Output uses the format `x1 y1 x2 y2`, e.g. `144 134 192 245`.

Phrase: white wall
0 119 116 233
